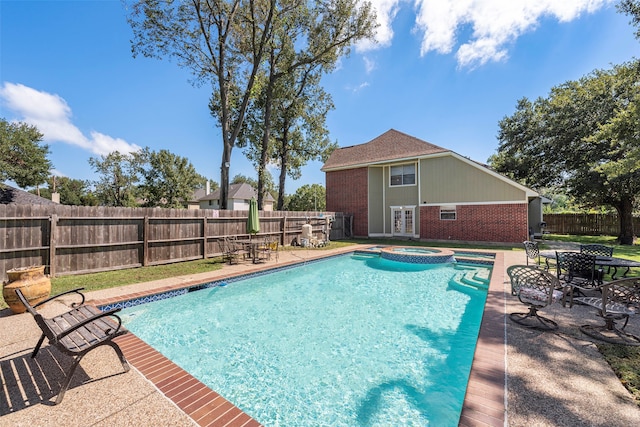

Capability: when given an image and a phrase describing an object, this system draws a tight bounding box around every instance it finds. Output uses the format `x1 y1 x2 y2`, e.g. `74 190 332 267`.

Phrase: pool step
450 271 489 291
352 251 380 259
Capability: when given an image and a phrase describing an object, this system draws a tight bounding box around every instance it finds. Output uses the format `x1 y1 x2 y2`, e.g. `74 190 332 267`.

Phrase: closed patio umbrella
247 197 260 238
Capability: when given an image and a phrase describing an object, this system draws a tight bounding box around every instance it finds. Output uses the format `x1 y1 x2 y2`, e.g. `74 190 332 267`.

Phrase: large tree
490 60 640 244
136 148 205 208
0 118 52 188
89 151 141 207
271 67 337 210
127 0 277 210
238 0 375 209
286 183 325 211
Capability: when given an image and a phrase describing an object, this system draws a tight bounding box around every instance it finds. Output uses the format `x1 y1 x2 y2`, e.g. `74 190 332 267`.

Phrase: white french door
391 206 415 237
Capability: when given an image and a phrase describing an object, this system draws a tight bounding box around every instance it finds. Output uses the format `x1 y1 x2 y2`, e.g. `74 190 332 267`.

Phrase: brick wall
420 204 528 243
326 168 368 237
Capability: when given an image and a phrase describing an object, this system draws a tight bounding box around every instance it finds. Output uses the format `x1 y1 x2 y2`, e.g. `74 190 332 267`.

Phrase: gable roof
199 182 275 202
0 184 58 205
322 129 449 171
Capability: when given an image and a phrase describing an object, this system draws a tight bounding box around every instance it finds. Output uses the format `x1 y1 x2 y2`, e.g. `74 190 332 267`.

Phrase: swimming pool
121 254 490 425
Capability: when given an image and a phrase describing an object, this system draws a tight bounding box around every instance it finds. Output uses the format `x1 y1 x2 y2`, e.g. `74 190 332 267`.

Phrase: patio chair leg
106 341 131 372
509 307 558 330
53 342 130 405
580 323 640 346
55 356 84 405
31 333 46 358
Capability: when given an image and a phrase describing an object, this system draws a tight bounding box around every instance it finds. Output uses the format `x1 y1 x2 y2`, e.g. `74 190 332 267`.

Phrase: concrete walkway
1 243 639 426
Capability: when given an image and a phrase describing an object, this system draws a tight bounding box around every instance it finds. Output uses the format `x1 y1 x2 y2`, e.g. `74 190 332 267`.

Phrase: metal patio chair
580 243 614 258
573 277 640 345
523 240 541 267
556 251 604 306
508 265 568 330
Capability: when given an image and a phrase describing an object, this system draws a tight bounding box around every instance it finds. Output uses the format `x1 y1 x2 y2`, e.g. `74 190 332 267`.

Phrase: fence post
143 216 149 266
49 214 57 278
202 213 207 259
281 215 287 245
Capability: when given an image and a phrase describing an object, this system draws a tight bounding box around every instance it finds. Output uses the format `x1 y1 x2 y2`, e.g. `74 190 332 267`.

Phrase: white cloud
347 82 370 93
363 56 376 74
0 82 141 156
357 0 403 51
360 0 614 68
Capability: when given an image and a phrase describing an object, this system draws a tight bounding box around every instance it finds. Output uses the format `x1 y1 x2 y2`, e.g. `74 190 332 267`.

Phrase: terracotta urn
2 265 51 314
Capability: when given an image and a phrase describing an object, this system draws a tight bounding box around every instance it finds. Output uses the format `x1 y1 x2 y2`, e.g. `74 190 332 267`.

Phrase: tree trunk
616 197 635 245
257 49 278 210
277 148 288 210
220 141 232 210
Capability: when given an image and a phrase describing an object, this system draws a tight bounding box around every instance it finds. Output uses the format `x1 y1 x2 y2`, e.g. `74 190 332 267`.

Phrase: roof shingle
322 129 448 171
0 184 58 205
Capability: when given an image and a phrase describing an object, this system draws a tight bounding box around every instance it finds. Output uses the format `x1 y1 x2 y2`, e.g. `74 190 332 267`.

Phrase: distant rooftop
0 184 58 205
199 182 275 202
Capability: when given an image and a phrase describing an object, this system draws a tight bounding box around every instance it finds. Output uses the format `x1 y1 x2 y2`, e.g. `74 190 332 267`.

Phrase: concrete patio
1 244 639 426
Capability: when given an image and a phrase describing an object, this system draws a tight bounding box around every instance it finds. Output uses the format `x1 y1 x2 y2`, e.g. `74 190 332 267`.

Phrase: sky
1 0 639 196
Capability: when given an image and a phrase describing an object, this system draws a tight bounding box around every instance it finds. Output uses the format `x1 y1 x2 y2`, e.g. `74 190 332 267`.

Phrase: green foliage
231 172 276 201
89 151 141 207
0 118 52 188
136 148 204 208
231 174 258 188
31 176 98 206
286 183 325 211
128 0 281 209
619 0 640 40
237 0 374 210
490 60 640 243
127 1 375 210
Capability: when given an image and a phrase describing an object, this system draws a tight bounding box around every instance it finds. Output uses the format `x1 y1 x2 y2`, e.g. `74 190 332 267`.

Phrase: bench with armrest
15 287 130 404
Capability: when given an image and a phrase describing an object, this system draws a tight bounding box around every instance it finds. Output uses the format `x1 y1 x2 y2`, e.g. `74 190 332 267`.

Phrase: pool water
121 254 489 426
391 247 440 254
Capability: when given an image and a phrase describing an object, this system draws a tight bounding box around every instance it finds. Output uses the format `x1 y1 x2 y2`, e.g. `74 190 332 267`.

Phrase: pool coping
95 248 505 427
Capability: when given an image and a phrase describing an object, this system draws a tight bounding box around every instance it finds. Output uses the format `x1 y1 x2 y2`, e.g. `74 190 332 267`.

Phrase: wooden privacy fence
543 213 640 236
0 204 340 282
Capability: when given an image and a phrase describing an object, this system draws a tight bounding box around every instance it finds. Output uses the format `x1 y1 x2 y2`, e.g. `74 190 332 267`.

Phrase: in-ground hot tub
379 246 456 264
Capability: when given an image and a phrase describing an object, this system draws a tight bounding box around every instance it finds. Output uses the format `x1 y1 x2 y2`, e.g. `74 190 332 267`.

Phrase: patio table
540 250 640 280
236 239 262 263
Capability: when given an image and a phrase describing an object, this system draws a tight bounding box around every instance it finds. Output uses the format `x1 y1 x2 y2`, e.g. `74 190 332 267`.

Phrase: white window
440 206 457 220
390 164 416 186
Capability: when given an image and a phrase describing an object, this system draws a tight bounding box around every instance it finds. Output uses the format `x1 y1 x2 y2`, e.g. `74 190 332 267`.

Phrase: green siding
382 165 419 235
420 156 525 203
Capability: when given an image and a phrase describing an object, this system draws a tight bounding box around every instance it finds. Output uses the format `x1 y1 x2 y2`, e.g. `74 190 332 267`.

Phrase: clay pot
2 266 51 314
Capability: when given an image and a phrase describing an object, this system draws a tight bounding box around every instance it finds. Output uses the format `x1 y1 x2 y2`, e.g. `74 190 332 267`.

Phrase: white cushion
520 287 563 305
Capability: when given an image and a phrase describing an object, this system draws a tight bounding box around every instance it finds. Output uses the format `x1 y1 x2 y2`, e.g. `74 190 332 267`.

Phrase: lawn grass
598 344 640 405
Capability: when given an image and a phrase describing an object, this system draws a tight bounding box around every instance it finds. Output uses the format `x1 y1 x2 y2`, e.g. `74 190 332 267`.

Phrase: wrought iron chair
580 244 614 258
580 243 615 274
507 265 568 330
573 277 640 345
523 241 541 266
556 251 604 307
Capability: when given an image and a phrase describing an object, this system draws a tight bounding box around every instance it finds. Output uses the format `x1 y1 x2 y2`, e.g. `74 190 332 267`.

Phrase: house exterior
197 182 275 211
322 129 542 243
